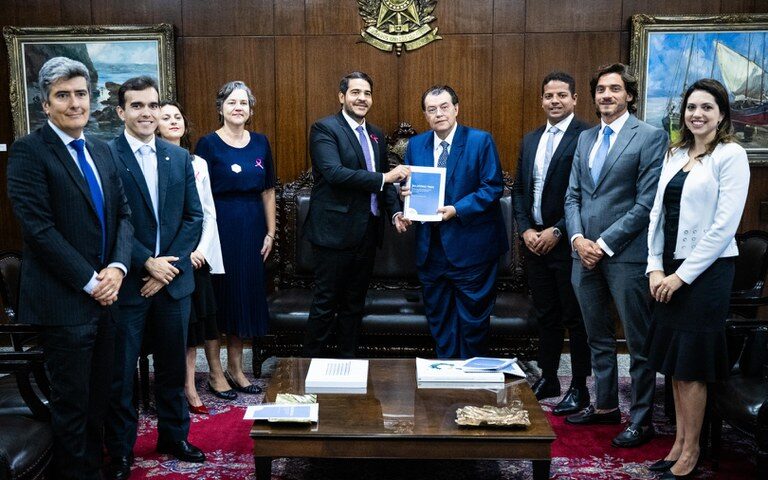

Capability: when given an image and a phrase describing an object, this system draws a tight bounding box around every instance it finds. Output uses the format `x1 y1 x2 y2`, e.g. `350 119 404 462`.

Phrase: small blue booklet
460 357 526 378
404 166 446 222
461 357 513 371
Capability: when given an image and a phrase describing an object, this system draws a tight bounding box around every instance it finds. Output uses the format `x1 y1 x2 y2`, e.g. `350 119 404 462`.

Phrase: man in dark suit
564 63 667 447
6 57 133 480
104 76 204 479
303 71 410 358
403 85 508 359
512 72 591 415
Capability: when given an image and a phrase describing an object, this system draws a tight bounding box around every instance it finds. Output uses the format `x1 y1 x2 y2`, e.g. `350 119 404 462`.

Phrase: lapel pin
231 164 242 174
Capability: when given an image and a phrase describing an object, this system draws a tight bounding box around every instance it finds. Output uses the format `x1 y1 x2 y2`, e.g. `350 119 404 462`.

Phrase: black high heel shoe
206 381 237 400
648 459 677 472
659 462 699 479
224 370 262 394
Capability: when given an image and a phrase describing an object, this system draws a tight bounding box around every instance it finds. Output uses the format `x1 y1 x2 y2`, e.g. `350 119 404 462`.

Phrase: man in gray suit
564 63 667 448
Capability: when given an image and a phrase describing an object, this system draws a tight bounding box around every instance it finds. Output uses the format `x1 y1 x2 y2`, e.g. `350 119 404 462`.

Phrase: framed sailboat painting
631 14 768 161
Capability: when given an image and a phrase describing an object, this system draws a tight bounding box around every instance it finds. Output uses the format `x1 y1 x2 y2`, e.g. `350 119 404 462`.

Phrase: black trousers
524 241 591 379
105 291 190 457
41 310 115 480
304 215 378 358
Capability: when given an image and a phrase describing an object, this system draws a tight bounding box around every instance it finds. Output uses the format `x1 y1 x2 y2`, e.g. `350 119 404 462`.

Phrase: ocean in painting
24 41 160 141
643 31 768 150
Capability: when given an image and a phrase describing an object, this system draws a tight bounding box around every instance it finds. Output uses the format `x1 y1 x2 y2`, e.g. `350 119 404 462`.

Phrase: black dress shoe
565 404 621 425
611 423 654 448
648 459 677 472
659 464 699 479
156 439 206 463
552 386 590 416
107 454 133 480
224 370 263 394
207 381 237 400
531 377 561 400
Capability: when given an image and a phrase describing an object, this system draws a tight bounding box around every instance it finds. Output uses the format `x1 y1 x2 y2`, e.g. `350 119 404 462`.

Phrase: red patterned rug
130 374 755 479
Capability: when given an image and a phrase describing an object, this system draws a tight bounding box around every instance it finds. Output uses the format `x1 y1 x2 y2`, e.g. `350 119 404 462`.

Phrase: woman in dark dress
157 101 229 413
644 79 750 479
195 81 276 396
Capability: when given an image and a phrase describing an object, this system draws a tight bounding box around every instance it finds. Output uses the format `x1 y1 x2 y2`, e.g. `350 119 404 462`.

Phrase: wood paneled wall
2 0 767 249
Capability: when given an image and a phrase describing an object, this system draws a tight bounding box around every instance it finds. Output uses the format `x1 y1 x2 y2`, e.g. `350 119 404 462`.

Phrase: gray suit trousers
571 260 655 425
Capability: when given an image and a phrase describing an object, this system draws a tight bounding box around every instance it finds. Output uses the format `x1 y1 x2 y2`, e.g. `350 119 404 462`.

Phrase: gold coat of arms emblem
357 0 442 55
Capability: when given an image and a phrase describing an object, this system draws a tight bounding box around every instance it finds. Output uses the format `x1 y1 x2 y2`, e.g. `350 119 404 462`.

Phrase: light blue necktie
356 125 379 216
591 125 613 184
542 125 559 177
70 139 106 262
437 140 449 168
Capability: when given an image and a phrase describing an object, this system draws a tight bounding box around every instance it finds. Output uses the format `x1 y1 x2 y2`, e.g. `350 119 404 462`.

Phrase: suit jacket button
683 230 689 234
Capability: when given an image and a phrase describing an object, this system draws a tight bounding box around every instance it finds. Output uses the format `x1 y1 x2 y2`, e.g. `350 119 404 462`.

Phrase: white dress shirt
124 131 161 255
432 123 458 167
532 113 573 224
191 155 225 274
47 120 126 293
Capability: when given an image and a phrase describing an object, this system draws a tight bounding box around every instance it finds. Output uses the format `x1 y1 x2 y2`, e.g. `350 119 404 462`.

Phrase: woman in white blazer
158 101 229 414
643 79 750 479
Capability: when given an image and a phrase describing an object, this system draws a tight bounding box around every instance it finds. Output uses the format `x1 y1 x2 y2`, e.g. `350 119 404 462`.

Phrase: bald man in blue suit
403 85 508 359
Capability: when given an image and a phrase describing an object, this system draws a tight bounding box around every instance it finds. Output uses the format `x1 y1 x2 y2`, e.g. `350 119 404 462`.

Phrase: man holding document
402 85 508 359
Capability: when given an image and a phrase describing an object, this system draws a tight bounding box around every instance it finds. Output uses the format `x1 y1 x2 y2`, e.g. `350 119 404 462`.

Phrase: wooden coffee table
250 358 555 479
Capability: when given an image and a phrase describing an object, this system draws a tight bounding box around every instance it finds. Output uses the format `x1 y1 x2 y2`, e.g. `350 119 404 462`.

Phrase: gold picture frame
3 23 176 140
630 14 768 162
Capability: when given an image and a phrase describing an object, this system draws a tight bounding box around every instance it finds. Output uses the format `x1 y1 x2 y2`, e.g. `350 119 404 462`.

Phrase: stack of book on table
304 358 369 394
415 357 525 389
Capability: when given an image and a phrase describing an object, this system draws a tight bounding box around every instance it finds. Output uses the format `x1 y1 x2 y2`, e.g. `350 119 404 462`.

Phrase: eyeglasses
425 103 454 116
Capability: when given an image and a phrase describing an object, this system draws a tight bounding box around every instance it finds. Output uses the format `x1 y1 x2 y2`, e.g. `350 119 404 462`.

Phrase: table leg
532 459 551 480
254 456 272 480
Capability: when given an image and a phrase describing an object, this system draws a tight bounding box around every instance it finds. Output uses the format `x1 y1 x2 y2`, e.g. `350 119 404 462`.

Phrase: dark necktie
437 140 449 168
356 125 379 216
70 139 106 261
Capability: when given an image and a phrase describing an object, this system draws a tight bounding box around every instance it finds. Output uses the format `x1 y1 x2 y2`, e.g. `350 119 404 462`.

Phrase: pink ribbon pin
255 158 264 169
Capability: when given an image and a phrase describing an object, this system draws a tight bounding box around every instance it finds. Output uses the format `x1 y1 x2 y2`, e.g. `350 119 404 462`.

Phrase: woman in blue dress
195 81 276 396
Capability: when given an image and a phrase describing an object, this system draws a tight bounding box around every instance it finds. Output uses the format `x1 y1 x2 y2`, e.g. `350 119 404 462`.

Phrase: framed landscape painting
630 14 768 161
4 24 175 140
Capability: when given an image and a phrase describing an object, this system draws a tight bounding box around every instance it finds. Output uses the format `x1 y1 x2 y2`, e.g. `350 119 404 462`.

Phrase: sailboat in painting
716 41 768 127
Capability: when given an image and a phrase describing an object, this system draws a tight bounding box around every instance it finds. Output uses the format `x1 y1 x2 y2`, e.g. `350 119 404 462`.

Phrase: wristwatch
552 227 562 238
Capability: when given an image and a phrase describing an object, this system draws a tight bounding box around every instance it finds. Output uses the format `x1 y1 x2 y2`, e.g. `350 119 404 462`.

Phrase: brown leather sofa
254 171 536 375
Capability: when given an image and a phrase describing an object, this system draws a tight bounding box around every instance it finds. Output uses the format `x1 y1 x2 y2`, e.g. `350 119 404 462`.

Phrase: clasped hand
649 270 684 303
141 255 179 298
522 228 560 256
91 267 124 306
573 237 604 269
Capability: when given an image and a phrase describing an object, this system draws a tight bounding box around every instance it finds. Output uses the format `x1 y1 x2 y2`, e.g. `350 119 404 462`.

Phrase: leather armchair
710 319 768 478
0 250 52 480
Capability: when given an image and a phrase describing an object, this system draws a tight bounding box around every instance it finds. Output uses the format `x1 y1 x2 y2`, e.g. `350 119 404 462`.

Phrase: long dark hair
670 78 735 160
157 100 192 151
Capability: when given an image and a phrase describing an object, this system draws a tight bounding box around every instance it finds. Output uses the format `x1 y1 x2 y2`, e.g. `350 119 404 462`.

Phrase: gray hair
38 56 90 101
215 80 255 125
